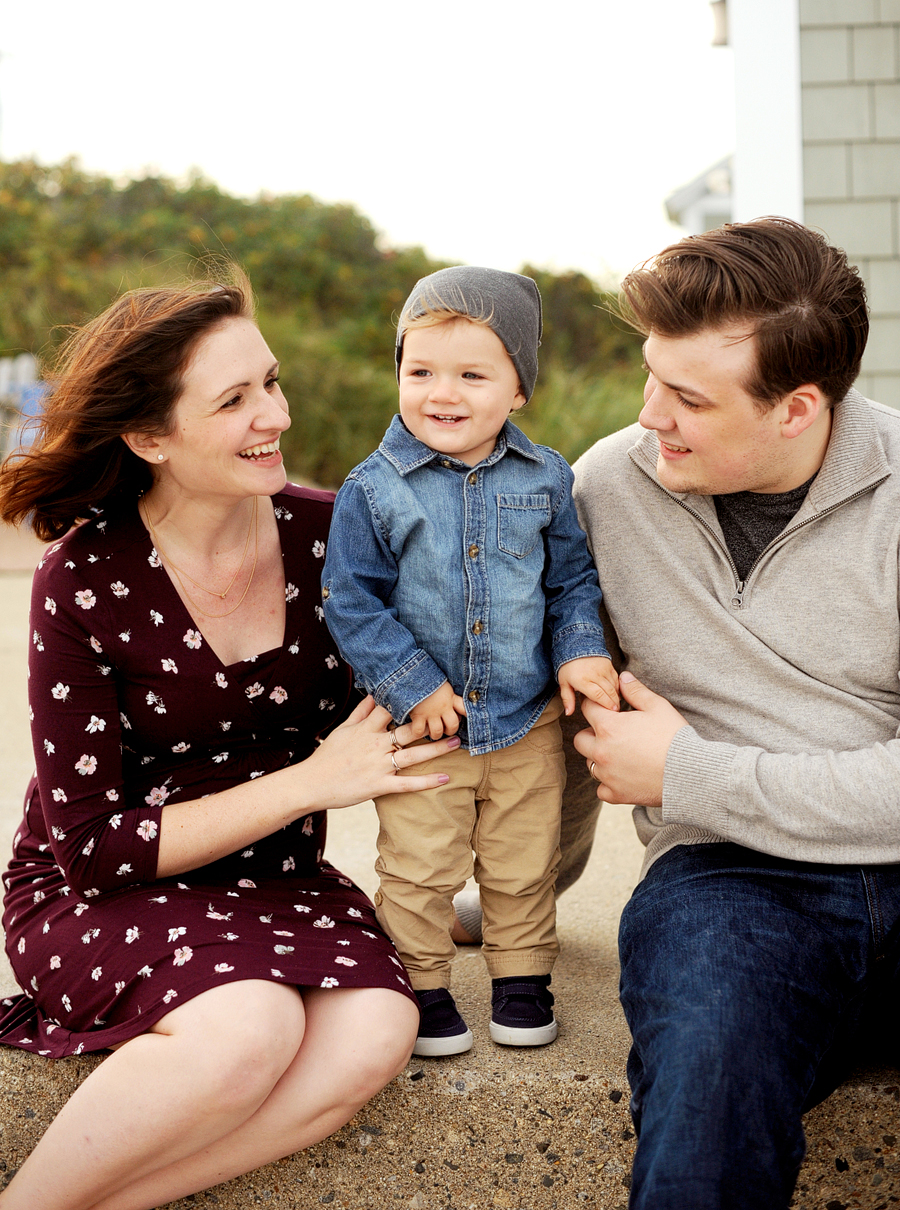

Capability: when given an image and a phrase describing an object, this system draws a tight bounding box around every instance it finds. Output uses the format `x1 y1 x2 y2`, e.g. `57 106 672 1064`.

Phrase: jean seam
861 869 885 956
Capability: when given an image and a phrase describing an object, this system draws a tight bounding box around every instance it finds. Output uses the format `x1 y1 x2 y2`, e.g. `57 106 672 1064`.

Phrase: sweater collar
628 388 891 516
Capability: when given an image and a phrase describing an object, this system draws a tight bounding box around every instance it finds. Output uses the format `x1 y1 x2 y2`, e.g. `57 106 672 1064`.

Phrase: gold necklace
141 496 260 619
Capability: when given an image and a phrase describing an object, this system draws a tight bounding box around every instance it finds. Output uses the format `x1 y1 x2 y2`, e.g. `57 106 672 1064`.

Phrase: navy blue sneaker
489 975 558 1047
413 988 474 1057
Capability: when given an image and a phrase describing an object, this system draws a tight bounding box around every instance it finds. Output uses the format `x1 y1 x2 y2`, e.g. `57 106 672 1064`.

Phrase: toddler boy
322 266 616 1055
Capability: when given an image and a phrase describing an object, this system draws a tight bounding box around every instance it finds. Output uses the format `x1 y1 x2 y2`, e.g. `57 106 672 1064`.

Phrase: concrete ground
0 524 897 1208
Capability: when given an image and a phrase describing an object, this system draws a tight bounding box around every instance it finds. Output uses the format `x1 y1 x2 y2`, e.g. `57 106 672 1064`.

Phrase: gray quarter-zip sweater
573 389 900 876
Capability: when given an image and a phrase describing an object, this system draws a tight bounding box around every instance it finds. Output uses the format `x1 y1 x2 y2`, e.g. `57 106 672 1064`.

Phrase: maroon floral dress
0 484 414 1057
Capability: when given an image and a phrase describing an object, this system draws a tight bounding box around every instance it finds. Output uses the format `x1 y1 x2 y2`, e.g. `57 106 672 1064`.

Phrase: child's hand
409 682 467 740
558 656 619 716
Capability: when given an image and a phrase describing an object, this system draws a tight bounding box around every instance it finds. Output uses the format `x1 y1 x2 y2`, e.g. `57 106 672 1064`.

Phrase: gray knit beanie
395 266 543 401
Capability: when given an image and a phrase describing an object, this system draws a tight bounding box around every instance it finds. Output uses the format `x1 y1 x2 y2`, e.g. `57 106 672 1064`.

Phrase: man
570 217 898 1209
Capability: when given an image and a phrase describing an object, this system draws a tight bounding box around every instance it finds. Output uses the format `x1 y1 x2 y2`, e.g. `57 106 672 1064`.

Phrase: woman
0 273 457 1209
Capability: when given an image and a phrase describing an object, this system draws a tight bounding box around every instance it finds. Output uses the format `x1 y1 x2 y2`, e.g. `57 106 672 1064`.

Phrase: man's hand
409 682 467 741
573 671 688 807
558 655 620 715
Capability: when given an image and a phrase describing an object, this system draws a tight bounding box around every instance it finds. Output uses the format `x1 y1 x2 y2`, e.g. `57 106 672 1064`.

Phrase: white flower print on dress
271 968 284 978
312 540 325 558
116 863 133 876
137 819 158 842
32 630 44 651
62 994 72 1012
75 590 96 610
301 817 314 836
163 989 178 1004
282 857 295 872
269 686 288 704
167 927 187 943
161 658 178 674
315 605 325 622
83 888 100 897
90 636 103 653
91 967 102 981
17 938 24 954
320 977 339 988
108 814 122 830
220 932 239 941
206 906 232 921
75 754 97 777
347 908 362 918
74 903 90 917
288 640 300 655
119 628 132 644
325 654 338 669
146 691 166 714
319 699 335 713
150 610 164 626
144 787 169 807
115 981 126 994
43 739 55 755
336 939 350 946
245 683 264 699
44 597 57 615
313 916 335 929
274 945 294 955
81 928 100 943
85 715 106 733
183 630 202 649
51 825 66 841
148 548 161 568
50 955 61 970
81 838 95 857
214 963 235 973
138 965 153 978
172 742 190 753
173 947 193 966
97 665 111 676
285 583 299 602
294 904 311 914
238 879 256 889
51 683 70 701
212 752 229 764
149 896 168 903
335 957 358 967
273 930 294 937
111 581 129 598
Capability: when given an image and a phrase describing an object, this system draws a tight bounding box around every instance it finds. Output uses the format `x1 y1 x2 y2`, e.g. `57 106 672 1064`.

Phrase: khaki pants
374 696 565 990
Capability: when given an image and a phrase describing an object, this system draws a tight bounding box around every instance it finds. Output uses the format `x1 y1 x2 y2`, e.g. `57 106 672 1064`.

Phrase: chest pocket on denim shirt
496 494 551 558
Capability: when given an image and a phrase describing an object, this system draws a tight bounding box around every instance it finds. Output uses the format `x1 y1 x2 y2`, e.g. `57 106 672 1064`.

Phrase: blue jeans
618 843 900 1210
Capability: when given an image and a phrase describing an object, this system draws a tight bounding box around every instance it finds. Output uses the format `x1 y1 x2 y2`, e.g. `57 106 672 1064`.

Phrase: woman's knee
154 980 306 1106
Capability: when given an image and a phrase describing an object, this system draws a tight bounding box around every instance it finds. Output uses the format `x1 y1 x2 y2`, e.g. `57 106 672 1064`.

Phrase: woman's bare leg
0 981 306 1210
88 986 417 1210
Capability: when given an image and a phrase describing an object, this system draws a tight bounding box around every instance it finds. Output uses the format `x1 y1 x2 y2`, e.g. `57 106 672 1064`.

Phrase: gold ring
389 724 403 751
589 761 599 782
391 751 400 773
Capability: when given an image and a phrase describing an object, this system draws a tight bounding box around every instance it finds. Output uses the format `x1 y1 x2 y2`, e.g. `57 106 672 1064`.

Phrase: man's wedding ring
389 724 403 751
390 751 400 773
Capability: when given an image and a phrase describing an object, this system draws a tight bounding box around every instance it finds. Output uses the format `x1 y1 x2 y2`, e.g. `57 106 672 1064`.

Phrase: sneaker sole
489 1018 559 1047
413 1027 474 1057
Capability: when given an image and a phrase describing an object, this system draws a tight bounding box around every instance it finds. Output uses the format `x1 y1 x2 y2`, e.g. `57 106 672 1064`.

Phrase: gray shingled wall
801 0 900 405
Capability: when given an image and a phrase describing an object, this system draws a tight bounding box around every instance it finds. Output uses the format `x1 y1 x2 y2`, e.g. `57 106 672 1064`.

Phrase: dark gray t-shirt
714 475 817 582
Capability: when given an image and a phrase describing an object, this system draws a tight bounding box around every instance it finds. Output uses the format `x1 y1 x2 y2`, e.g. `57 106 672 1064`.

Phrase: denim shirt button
468 690 480 702
468 544 479 558
468 473 477 485
472 620 483 635
322 586 330 599
441 459 452 468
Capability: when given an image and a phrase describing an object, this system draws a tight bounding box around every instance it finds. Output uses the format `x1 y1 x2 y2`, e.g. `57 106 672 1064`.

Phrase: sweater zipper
634 461 889 609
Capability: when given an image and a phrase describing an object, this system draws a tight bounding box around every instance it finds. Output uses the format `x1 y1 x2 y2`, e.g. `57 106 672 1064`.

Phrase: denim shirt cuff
551 624 611 676
371 651 451 724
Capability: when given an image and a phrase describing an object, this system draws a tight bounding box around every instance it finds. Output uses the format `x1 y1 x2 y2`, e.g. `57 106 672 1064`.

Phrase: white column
729 0 804 222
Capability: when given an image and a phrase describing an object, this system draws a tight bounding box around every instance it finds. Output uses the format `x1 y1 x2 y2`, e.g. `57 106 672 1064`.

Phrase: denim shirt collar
378 413 545 476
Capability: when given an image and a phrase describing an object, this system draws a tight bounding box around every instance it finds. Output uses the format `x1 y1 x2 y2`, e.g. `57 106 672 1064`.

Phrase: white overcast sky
1 0 734 283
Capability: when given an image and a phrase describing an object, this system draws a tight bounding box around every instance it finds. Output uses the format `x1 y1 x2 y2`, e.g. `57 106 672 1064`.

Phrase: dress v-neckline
137 498 288 670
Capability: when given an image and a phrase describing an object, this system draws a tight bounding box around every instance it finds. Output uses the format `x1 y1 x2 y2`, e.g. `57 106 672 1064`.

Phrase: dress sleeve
322 478 448 722
28 549 163 894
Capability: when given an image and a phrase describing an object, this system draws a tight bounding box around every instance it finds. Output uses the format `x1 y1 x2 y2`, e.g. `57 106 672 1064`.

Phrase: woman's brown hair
0 270 253 540
618 217 869 409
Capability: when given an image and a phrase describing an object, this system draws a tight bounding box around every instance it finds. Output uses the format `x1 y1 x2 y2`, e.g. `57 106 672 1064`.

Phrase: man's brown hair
618 217 869 408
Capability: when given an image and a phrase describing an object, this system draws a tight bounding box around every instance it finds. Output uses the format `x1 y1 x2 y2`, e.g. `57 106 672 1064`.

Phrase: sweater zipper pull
731 581 745 609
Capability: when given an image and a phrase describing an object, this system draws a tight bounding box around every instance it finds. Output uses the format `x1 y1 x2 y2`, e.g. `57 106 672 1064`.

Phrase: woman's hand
302 695 458 810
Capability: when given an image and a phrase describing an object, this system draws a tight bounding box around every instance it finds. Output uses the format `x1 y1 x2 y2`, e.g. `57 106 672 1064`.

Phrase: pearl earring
157 454 164 462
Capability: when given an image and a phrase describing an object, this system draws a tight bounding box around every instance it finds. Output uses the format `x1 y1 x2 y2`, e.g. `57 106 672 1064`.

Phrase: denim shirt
322 415 609 755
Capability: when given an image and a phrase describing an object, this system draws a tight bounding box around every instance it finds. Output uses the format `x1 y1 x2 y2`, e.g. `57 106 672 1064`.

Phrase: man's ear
781 384 828 439
122 432 164 464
